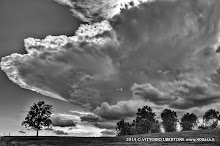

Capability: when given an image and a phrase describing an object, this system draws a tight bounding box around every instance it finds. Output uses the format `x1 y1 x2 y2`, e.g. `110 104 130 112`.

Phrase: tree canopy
115 105 160 136
116 119 133 136
161 109 178 132
22 101 53 136
115 106 220 136
135 106 157 134
180 113 198 131
203 109 219 129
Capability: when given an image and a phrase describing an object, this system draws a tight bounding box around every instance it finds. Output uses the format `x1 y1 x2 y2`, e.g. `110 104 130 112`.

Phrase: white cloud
66 124 104 137
48 112 111 136
53 0 151 22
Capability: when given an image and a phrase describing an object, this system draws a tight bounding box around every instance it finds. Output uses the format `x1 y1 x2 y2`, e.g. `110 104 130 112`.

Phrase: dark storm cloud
18 130 26 134
79 113 117 129
51 114 77 127
80 114 102 122
129 79 220 110
167 79 220 109
93 99 161 120
94 121 116 130
109 0 220 75
1 0 220 121
131 83 176 105
216 46 220 53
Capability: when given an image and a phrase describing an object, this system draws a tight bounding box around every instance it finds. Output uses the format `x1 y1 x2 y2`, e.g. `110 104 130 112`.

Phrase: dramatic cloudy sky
1 0 220 136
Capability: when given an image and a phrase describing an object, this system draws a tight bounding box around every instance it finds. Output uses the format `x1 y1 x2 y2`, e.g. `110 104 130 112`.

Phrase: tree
203 109 219 129
116 119 133 136
151 120 161 133
22 101 53 136
161 109 178 132
134 106 157 134
180 113 198 131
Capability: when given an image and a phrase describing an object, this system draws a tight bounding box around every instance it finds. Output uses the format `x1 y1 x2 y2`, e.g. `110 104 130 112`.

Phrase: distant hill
1 128 220 146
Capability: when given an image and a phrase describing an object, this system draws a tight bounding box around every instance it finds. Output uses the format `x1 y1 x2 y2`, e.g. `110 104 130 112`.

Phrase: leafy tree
116 119 133 136
22 101 53 136
161 109 178 132
134 106 157 134
180 113 198 131
151 120 161 133
203 109 219 129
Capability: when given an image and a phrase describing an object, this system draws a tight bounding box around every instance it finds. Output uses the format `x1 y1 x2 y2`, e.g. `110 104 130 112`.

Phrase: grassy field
1 128 220 146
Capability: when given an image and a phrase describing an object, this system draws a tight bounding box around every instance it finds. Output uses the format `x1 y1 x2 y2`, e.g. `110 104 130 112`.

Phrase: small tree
161 109 178 132
22 101 53 136
180 113 198 131
116 119 133 136
203 109 219 129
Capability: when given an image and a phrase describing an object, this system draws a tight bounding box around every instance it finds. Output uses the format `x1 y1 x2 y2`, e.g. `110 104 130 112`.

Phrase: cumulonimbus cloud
1 0 220 121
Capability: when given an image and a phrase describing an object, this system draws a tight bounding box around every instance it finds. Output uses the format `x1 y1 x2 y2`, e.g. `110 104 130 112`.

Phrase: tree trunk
37 130 39 137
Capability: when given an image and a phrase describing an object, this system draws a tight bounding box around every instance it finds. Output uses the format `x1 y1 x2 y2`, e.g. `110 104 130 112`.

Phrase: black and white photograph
0 0 220 145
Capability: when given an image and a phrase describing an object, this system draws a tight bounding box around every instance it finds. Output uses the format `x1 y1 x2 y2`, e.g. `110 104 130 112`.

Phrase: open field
1 128 220 146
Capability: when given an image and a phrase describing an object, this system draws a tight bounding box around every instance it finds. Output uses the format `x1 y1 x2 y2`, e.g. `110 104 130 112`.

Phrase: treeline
115 106 220 136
